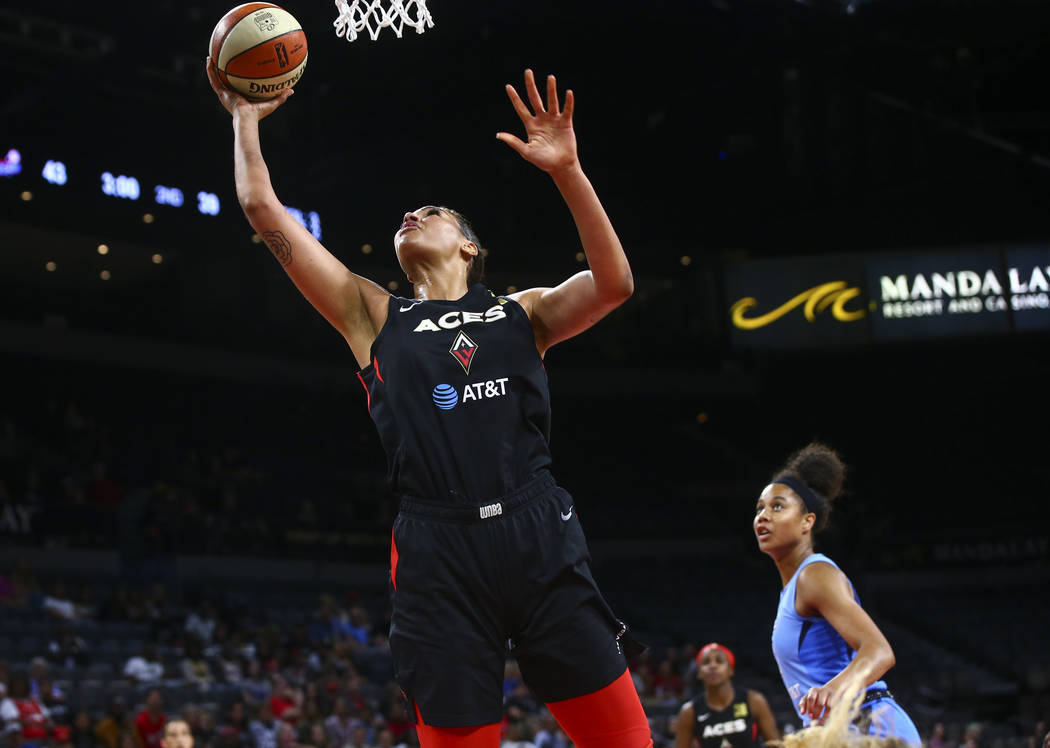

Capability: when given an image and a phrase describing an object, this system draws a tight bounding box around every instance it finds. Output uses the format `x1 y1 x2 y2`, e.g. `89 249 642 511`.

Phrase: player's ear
460 241 478 257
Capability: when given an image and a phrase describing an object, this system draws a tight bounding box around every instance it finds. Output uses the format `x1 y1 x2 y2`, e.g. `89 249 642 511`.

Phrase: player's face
698 651 733 685
753 483 812 556
394 206 471 269
162 721 193 748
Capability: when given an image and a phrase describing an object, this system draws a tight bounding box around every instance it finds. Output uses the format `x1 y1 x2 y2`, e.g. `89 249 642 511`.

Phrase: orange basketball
210 3 307 100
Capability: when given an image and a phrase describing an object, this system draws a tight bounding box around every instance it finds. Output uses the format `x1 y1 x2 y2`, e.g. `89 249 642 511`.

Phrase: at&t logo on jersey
431 384 459 410
431 378 509 410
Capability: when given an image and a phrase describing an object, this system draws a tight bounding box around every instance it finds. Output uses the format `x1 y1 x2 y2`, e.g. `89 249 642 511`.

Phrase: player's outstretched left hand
497 69 579 175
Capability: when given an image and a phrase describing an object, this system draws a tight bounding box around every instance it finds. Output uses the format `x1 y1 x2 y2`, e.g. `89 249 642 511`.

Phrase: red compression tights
546 669 653 748
414 669 651 748
413 705 501 748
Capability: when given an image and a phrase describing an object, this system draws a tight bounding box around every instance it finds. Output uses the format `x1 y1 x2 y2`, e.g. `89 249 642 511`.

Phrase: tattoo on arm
263 230 293 267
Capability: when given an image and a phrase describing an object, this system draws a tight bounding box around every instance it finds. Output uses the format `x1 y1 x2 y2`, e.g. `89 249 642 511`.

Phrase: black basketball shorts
388 470 631 727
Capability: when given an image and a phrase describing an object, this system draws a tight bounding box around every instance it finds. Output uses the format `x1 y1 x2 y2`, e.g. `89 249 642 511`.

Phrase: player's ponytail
444 207 486 286
772 442 846 532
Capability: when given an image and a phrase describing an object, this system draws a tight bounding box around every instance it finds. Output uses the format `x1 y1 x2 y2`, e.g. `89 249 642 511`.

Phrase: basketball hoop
333 0 434 42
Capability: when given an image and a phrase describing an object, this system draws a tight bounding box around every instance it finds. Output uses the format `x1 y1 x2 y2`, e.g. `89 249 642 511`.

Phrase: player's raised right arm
206 58 388 369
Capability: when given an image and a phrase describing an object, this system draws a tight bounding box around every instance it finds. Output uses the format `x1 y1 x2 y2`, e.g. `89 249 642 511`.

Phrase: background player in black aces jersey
208 63 650 748
676 643 781 748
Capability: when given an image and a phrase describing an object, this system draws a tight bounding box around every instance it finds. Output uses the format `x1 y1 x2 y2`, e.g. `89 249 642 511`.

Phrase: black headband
772 475 829 529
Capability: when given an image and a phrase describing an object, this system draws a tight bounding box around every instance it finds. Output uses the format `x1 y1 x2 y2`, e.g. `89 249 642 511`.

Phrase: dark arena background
1 0 1048 746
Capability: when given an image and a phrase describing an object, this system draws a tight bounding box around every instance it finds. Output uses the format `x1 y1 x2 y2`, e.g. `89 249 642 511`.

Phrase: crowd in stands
0 556 1048 748
1 365 1048 748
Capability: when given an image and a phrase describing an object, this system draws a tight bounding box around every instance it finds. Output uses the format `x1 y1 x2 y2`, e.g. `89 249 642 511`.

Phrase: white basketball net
333 0 434 42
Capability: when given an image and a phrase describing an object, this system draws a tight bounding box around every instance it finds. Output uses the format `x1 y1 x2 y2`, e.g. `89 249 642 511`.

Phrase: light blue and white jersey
770 553 920 744
771 554 887 722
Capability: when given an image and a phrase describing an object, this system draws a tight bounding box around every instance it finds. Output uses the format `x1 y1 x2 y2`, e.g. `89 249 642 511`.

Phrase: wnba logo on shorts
479 503 503 519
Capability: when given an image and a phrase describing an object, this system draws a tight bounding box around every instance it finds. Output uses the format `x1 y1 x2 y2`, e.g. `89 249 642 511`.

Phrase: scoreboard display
1 144 322 240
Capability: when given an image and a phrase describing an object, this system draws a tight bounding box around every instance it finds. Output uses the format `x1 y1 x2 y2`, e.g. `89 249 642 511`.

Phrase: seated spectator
180 639 215 693
185 603 218 647
651 658 684 701
503 682 539 724
345 725 372 748
47 625 90 669
212 646 242 686
2 723 22 748
41 582 82 621
275 724 304 748
268 677 302 726
134 689 166 748
67 710 95 748
240 662 270 707
0 673 53 748
382 703 411 742
928 723 949 748
323 697 359 748
301 724 328 748
26 660 59 704
124 645 165 684
338 606 372 649
249 704 280 748
958 723 982 748
531 712 567 748
500 722 536 748
95 697 132 748
36 680 67 730
190 709 217 748
215 703 250 748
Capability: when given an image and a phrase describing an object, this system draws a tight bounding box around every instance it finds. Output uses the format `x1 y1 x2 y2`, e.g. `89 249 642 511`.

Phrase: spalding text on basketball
247 66 305 95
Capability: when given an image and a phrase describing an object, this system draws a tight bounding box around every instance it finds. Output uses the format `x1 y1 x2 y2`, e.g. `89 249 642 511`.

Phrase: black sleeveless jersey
357 284 553 504
690 694 760 748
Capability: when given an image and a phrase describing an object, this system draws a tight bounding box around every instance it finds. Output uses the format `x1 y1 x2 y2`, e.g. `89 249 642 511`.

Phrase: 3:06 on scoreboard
9 146 322 238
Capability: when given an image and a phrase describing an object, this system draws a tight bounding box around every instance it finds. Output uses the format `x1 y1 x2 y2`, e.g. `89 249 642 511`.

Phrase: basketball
210 3 307 100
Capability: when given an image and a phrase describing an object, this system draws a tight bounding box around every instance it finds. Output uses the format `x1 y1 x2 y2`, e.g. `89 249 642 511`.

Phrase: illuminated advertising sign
1003 247 1050 331
866 248 1011 339
726 245 1050 348
725 256 871 349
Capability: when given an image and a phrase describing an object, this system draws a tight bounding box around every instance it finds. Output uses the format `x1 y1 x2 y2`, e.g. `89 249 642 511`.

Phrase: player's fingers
504 84 532 123
495 132 528 156
260 89 294 116
563 89 575 120
524 69 545 114
546 74 559 115
205 57 223 92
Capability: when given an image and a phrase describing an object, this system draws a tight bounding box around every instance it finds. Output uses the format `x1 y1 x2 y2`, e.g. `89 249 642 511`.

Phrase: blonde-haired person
753 443 919 745
675 643 780 748
781 671 913 748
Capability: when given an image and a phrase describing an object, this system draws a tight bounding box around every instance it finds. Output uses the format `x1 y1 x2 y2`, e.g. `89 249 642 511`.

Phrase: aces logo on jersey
449 331 478 374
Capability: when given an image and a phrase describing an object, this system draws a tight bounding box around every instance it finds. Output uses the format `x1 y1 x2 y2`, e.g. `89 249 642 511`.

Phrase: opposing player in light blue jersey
753 443 920 745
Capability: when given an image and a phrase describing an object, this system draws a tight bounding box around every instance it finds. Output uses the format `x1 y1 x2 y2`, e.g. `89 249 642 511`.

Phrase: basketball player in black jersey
676 644 781 748
207 63 650 748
